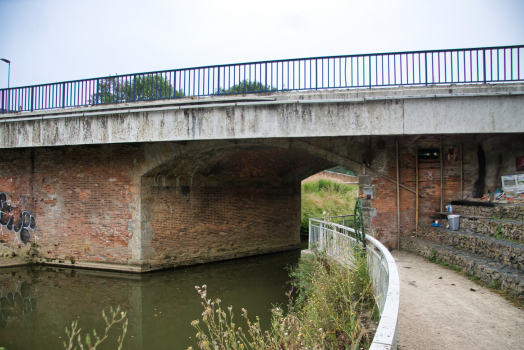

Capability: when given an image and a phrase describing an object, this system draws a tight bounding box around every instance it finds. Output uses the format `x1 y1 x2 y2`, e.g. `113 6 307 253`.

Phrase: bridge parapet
1 45 522 115
1 83 523 149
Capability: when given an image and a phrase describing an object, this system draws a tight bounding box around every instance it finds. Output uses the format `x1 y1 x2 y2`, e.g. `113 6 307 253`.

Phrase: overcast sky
0 0 523 88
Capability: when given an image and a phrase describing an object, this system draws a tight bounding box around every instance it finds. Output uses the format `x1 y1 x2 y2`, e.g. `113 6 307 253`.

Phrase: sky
0 0 523 88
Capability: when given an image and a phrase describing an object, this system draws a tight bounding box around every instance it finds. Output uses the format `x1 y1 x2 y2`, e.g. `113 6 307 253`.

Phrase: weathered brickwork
0 146 136 266
147 184 300 269
0 140 314 272
1 131 522 271
361 136 470 249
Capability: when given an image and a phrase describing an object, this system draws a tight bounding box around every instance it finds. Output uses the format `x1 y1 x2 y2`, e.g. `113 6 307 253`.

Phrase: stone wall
459 217 524 243
451 204 495 218
417 225 524 270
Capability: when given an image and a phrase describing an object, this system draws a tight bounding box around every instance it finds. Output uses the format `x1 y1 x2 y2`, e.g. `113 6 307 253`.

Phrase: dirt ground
393 250 524 350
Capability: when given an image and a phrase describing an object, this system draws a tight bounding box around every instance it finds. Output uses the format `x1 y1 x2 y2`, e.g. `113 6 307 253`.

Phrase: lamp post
1 58 10 88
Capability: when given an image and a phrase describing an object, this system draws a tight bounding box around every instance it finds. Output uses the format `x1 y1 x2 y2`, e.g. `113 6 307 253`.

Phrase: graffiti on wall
0 193 37 245
0 280 37 329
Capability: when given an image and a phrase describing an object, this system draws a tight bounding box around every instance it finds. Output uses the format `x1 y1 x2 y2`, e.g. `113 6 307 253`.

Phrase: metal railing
1 45 523 114
309 216 400 350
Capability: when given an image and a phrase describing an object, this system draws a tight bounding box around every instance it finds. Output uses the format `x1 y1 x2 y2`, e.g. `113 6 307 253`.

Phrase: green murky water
0 242 306 350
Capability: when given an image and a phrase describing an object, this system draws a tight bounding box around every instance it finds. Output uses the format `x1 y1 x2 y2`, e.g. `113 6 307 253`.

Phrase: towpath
393 250 524 350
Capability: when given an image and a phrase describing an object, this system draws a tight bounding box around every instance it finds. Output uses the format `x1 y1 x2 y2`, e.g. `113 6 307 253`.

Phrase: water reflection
0 281 37 329
0 246 303 350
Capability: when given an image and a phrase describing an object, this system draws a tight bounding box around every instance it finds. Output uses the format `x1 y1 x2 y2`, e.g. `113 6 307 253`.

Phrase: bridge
0 45 523 272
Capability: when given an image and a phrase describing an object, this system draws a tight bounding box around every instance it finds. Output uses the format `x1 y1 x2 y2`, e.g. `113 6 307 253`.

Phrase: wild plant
189 248 377 350
62 306 128 350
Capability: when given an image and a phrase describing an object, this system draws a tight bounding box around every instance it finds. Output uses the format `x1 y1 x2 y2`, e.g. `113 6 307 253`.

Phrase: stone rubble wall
452 204 495 217
453 204 524 221
417 225 524 270
460 218 524 243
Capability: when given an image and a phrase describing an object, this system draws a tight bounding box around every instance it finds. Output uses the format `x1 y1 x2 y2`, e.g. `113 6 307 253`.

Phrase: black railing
1 45 523 114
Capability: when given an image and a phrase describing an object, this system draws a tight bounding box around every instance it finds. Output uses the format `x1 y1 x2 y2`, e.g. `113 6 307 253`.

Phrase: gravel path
392 250 524 350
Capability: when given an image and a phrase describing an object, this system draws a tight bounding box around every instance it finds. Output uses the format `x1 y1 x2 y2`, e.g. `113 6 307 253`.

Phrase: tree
216 79 277 95
91 74 184 105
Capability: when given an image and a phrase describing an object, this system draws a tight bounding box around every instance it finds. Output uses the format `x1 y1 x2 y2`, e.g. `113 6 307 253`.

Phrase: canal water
0 241 306 350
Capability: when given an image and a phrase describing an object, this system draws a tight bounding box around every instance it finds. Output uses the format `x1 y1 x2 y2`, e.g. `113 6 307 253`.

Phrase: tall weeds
189 250 377 350
301 180 358 235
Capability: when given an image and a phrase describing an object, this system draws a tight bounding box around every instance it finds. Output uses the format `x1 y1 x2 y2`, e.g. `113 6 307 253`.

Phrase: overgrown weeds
301 179 358 235
189 250 378 350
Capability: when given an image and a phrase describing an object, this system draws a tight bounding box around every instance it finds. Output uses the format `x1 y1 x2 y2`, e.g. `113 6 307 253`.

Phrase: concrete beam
1 83 523 149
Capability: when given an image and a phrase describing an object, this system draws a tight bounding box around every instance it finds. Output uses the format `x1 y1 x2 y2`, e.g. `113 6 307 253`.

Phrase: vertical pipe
309 219 312 250
460 143 463 200
396 139 400 250
416 145 419 237
440 137 444 212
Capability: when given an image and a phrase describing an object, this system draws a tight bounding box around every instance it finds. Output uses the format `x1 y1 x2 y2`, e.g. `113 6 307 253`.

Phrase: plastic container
448 215 460 231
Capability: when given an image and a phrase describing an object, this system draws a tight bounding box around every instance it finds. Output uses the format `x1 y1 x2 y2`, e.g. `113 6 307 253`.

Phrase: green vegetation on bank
189 249 377 350
301 179 359 235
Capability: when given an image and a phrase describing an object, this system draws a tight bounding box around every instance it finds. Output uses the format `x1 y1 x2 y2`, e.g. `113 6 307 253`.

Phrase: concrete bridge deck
1 83 523 148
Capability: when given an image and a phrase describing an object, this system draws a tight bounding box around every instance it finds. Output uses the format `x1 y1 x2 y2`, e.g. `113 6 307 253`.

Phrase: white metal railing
309 217 400 350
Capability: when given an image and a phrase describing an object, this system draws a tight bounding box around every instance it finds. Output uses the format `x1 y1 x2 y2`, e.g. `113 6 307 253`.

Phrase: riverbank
394 250 524 350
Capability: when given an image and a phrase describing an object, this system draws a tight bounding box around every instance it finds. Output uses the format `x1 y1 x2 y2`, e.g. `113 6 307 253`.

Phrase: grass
189 249 378 350
301 179 358 235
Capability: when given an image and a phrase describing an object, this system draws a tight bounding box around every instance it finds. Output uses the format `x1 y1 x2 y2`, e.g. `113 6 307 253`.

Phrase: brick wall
360 135 493 249
0 146 135 265
146 184 301 269
0 142 302 271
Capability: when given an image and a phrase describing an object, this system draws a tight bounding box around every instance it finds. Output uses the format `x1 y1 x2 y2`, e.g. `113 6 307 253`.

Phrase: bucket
448 215 460 231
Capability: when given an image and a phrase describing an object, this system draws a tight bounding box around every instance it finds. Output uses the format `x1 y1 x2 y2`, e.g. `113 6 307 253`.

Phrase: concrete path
392 250 524 350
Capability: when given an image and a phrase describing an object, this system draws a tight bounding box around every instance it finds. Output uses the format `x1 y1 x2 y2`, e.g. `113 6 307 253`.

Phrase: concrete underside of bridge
1 83 523 272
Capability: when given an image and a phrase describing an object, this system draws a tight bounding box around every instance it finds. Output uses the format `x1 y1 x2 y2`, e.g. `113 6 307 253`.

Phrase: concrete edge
2 88 523 124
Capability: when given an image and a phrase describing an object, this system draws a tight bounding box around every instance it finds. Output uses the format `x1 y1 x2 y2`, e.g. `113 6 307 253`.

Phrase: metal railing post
61 83 65 108
218 68 221 95
425 52 428 85
30 86 34 112
132 75 136 102
483 49 487 84
369 55 371 88
1 90 3 113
